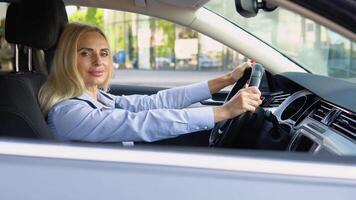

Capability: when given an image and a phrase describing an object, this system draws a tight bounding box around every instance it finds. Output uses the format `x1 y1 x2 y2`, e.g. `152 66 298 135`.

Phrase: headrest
5 0 68 50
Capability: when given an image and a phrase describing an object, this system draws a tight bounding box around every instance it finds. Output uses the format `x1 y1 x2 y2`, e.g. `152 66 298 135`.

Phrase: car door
1 139 356 200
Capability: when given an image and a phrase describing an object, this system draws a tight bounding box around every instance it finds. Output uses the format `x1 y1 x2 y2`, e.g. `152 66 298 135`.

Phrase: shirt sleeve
47 100 215 142
114 81 212 112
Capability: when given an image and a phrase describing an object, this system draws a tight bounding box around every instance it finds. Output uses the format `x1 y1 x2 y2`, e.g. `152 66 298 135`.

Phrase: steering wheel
209 63 265 148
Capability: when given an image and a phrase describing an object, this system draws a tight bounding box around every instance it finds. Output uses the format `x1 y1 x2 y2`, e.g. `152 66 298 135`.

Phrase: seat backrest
0 0 68 139
0 73 51 138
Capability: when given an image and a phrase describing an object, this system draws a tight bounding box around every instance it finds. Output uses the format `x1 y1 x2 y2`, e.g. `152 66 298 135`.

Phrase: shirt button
195 127 200 130
204 126 208 129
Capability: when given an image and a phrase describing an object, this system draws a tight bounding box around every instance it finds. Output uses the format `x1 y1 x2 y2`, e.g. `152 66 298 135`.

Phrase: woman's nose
92 53 103 66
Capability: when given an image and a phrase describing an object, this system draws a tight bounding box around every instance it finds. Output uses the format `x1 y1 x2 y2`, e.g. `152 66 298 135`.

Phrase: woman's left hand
228 60 252 84
208 60 253 94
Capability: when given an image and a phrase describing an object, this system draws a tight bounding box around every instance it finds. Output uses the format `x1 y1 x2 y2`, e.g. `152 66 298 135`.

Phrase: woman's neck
85 86 98 100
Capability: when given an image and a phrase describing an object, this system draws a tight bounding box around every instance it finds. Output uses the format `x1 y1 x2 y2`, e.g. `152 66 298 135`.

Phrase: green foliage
68 7 103 28
178 27 198 39
0 19 5 36
155 19 175 56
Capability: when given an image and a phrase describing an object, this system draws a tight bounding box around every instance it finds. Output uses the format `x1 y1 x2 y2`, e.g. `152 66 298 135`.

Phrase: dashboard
268 73 356 155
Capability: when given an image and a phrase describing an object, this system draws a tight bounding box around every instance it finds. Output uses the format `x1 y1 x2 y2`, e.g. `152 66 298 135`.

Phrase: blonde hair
38 22 113 116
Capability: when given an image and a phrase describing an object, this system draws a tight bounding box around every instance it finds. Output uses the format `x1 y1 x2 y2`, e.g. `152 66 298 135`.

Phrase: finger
247 93 261 101
240 87 261 98
244 104 257 112
242 61 252 69
247 98 261 108
235 62 250 71
246 59 253 66
245 86 261 96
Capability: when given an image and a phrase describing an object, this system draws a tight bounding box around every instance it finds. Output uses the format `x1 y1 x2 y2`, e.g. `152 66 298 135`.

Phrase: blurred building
103 9 241 71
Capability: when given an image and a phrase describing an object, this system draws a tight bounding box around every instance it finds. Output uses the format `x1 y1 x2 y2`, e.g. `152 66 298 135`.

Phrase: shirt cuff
185 107 215 132
186 81 212 104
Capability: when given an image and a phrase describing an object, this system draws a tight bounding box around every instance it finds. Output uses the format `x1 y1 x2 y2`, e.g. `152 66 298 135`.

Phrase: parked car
0 0 355 199
155 56 174 68
198 54 222 68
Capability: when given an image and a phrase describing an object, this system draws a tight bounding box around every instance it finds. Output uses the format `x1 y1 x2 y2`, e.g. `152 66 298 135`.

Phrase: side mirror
235 0 277 18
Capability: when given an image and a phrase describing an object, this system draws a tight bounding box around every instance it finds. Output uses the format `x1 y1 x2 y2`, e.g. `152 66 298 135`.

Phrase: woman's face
76 31 111 89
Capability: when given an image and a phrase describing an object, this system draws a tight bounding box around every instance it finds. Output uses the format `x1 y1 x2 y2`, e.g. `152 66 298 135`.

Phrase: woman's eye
101 51 109 57
80 51 90 57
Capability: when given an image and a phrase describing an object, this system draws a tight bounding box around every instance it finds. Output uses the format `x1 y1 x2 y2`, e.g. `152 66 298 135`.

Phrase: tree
155 19 175 57
68 7 103 28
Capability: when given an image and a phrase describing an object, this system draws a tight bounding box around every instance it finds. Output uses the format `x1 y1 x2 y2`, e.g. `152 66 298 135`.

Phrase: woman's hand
227 60 252 84
208 60 252 94
213 86 262 123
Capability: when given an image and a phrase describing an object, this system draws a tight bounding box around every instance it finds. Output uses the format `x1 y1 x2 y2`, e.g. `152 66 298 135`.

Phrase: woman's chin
86 79 106 87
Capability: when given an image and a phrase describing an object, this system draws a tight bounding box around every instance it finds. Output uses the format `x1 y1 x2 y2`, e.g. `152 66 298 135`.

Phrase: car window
66 6 248 88
205 0 356 84
0 3 12 72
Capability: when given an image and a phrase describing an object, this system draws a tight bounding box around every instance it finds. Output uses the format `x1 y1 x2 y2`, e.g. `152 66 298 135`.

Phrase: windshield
205 0 356 84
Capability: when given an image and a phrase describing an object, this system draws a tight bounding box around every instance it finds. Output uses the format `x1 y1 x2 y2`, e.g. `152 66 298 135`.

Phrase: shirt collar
97 90 116 108
75 90 115 109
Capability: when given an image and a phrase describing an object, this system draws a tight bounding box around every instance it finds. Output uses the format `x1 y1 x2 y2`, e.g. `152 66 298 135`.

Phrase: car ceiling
288 0 356 34
271 0 356 41
155 0 209 9
62 0 209 10
2 0 207 9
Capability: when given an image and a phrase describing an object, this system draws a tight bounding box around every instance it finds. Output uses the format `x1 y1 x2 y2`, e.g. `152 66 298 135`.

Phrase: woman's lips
88 69 104 77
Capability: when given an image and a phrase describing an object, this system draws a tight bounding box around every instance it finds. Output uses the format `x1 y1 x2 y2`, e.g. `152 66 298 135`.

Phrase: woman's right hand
213 86 262 123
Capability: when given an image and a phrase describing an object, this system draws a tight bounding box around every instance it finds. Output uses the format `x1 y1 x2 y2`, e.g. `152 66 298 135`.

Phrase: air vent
331 111 356 141
310 101 334 122
263 92 290 107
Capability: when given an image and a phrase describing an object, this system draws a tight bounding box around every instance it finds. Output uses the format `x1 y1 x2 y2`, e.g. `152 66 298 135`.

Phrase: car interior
0 0 355 156
0 0 67 140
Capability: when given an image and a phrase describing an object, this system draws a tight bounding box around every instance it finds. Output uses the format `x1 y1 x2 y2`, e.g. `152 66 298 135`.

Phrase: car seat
0 0 67 139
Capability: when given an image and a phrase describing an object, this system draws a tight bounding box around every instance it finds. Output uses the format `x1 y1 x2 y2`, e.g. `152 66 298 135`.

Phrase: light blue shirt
47 81 215 142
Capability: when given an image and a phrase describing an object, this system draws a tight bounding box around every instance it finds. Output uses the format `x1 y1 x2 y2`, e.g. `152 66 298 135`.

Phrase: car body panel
0 140 356 200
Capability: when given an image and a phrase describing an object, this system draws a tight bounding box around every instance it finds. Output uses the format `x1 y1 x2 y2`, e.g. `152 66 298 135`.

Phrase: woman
38 22 262 142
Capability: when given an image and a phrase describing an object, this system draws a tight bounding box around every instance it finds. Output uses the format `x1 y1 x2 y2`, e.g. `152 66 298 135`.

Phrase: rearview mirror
235 0 277 18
